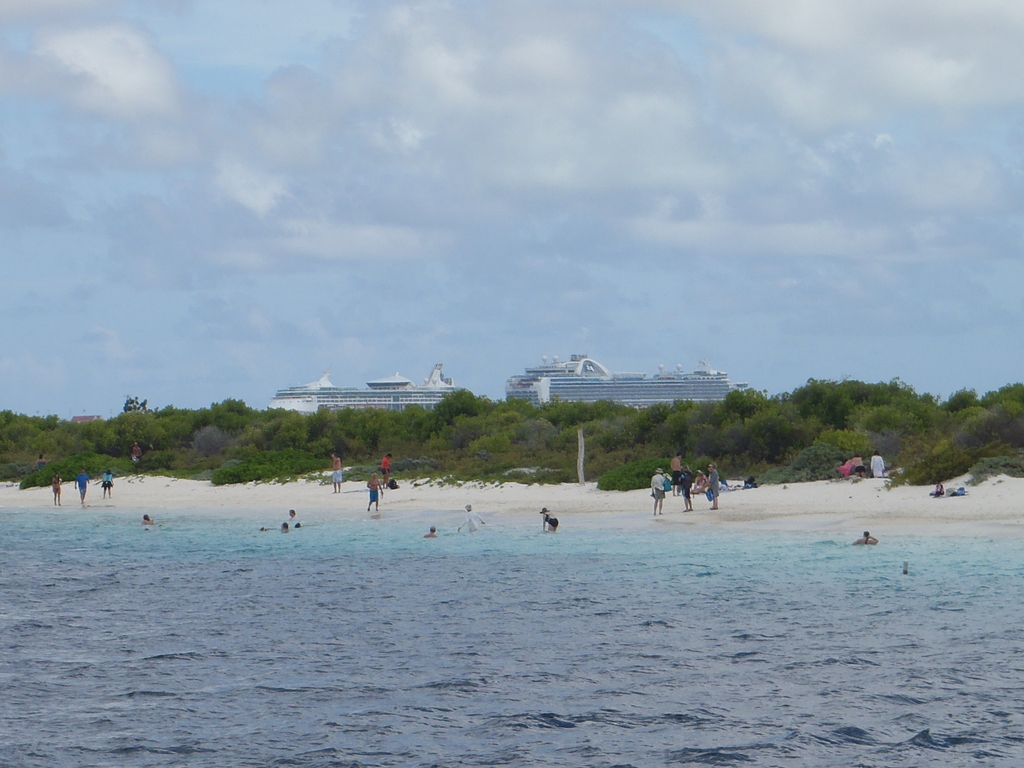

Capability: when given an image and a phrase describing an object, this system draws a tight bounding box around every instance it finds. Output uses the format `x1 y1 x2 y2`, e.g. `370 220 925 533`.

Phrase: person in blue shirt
76 470 90 506
101 469 114 499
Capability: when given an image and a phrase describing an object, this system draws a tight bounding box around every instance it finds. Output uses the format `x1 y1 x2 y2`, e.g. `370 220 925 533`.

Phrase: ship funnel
553 356 559 363
542 355 548 363
676 364 683 371
658 364 665 371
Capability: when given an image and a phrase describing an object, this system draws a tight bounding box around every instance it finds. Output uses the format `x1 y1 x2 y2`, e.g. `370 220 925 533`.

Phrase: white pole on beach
577 428 585 485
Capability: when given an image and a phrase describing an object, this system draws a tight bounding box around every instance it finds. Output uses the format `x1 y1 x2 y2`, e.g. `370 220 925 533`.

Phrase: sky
2 0 1024 417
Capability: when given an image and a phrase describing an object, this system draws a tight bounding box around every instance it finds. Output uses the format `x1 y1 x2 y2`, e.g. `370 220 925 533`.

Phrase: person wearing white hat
458 504 485 533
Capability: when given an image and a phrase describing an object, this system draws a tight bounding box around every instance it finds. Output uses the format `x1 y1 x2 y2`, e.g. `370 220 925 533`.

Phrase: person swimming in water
288 509 300 527
142 514 154 525
853 531 879 545
424 526 438 538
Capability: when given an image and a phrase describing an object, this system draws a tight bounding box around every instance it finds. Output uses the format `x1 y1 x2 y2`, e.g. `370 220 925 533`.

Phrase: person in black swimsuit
540 508 559 532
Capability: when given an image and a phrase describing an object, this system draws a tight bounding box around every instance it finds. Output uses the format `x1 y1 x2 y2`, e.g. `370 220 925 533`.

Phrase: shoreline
3 474 1024 538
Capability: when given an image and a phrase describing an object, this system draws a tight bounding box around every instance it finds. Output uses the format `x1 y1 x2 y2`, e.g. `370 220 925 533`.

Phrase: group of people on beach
837 451 887 479
50 468 116 506
651 455 721 515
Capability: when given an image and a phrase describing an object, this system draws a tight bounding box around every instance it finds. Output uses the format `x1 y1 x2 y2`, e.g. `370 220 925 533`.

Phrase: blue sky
3 0 1024 416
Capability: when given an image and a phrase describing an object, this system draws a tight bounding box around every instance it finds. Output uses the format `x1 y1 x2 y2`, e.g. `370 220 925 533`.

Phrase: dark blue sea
3 509 1024 767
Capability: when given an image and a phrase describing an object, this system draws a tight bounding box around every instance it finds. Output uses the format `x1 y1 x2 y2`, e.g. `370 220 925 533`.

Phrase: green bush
891 440 1010 487
760 443 848 484
211 449 326 485
814 429 872 457
20 452 135 489
0 462 36 481
967 454 1024 484
597 457 673 491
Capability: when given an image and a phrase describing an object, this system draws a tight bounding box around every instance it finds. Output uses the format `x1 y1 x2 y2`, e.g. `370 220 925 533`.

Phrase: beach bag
387 478 398 490
663 477 672 492
706 489 714 501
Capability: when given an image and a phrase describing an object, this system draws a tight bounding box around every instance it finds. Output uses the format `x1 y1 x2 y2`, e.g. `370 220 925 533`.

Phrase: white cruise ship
270 364 459 413
505 355 748 406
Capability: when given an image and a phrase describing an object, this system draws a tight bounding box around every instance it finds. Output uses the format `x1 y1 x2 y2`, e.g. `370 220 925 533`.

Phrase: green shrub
759 443 848 484
891 440 1010 486
20 452 135 489
814 429 872 457
0 462 36 481
211 449 326 485
597 457 673 491
967 454 1024 484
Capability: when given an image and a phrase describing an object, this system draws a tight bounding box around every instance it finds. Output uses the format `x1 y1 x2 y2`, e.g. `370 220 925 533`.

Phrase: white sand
3 473 1024 538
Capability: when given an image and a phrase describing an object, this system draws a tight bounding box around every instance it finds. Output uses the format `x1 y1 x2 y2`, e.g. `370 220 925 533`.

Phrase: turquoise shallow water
2 509 1024 767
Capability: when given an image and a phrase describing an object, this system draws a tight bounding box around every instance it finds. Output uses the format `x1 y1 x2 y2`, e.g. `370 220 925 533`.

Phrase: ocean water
2 510 1024 767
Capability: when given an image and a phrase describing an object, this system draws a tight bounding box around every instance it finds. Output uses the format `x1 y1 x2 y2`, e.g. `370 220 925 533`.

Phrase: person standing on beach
331 452 343 493
670 453 683 497
130 442 142 465
75 469 89 506
37 453 47 471
871 451 886 479
680 465 694 512
458 504 485 533
52 473 62 506
381 453 392 489
367 473 381 512
101 469 114 499
708 464 720 510
651 469 667 515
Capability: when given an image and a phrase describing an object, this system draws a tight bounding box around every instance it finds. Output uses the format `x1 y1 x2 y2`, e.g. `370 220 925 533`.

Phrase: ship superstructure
505 355 747 406
270 364 458 412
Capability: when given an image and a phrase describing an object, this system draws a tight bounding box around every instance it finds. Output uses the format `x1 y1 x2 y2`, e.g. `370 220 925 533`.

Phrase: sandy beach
3 473 1023 538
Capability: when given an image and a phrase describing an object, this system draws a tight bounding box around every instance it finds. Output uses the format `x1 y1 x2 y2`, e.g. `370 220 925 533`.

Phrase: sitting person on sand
850 455 867 478
424 526 438 538
853 531 879 545
692 471 709 495
930 483 945 498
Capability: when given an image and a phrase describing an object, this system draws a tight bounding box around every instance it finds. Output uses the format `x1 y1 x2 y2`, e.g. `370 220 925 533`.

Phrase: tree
123 396 150 414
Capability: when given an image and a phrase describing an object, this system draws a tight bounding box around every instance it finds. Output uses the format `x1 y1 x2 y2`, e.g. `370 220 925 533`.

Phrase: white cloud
36 24 181 119
214 159 289 216
278 219 427 260
0 0 112 22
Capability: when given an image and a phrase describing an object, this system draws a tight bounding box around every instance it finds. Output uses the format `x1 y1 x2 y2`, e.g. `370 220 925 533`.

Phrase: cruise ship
505 355 748 406
270 364 459 412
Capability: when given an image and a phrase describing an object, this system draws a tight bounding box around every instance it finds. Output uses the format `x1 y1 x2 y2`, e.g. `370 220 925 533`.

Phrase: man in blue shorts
76 469 90 506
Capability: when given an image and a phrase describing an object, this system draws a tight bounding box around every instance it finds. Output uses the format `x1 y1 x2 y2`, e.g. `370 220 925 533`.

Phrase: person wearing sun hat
650 468 667 515
540 507 558 532
458 504 486 533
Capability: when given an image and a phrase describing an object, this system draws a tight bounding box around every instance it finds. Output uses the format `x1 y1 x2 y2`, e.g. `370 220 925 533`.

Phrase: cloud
0 0 113 22
214 158 289 215
277 219 428 259
36 24 181 119
667 0 1024 126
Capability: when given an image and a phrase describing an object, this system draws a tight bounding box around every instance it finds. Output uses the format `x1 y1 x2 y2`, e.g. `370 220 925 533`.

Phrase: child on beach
52 473 61 506
101 469 114 499
367 474 381 512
